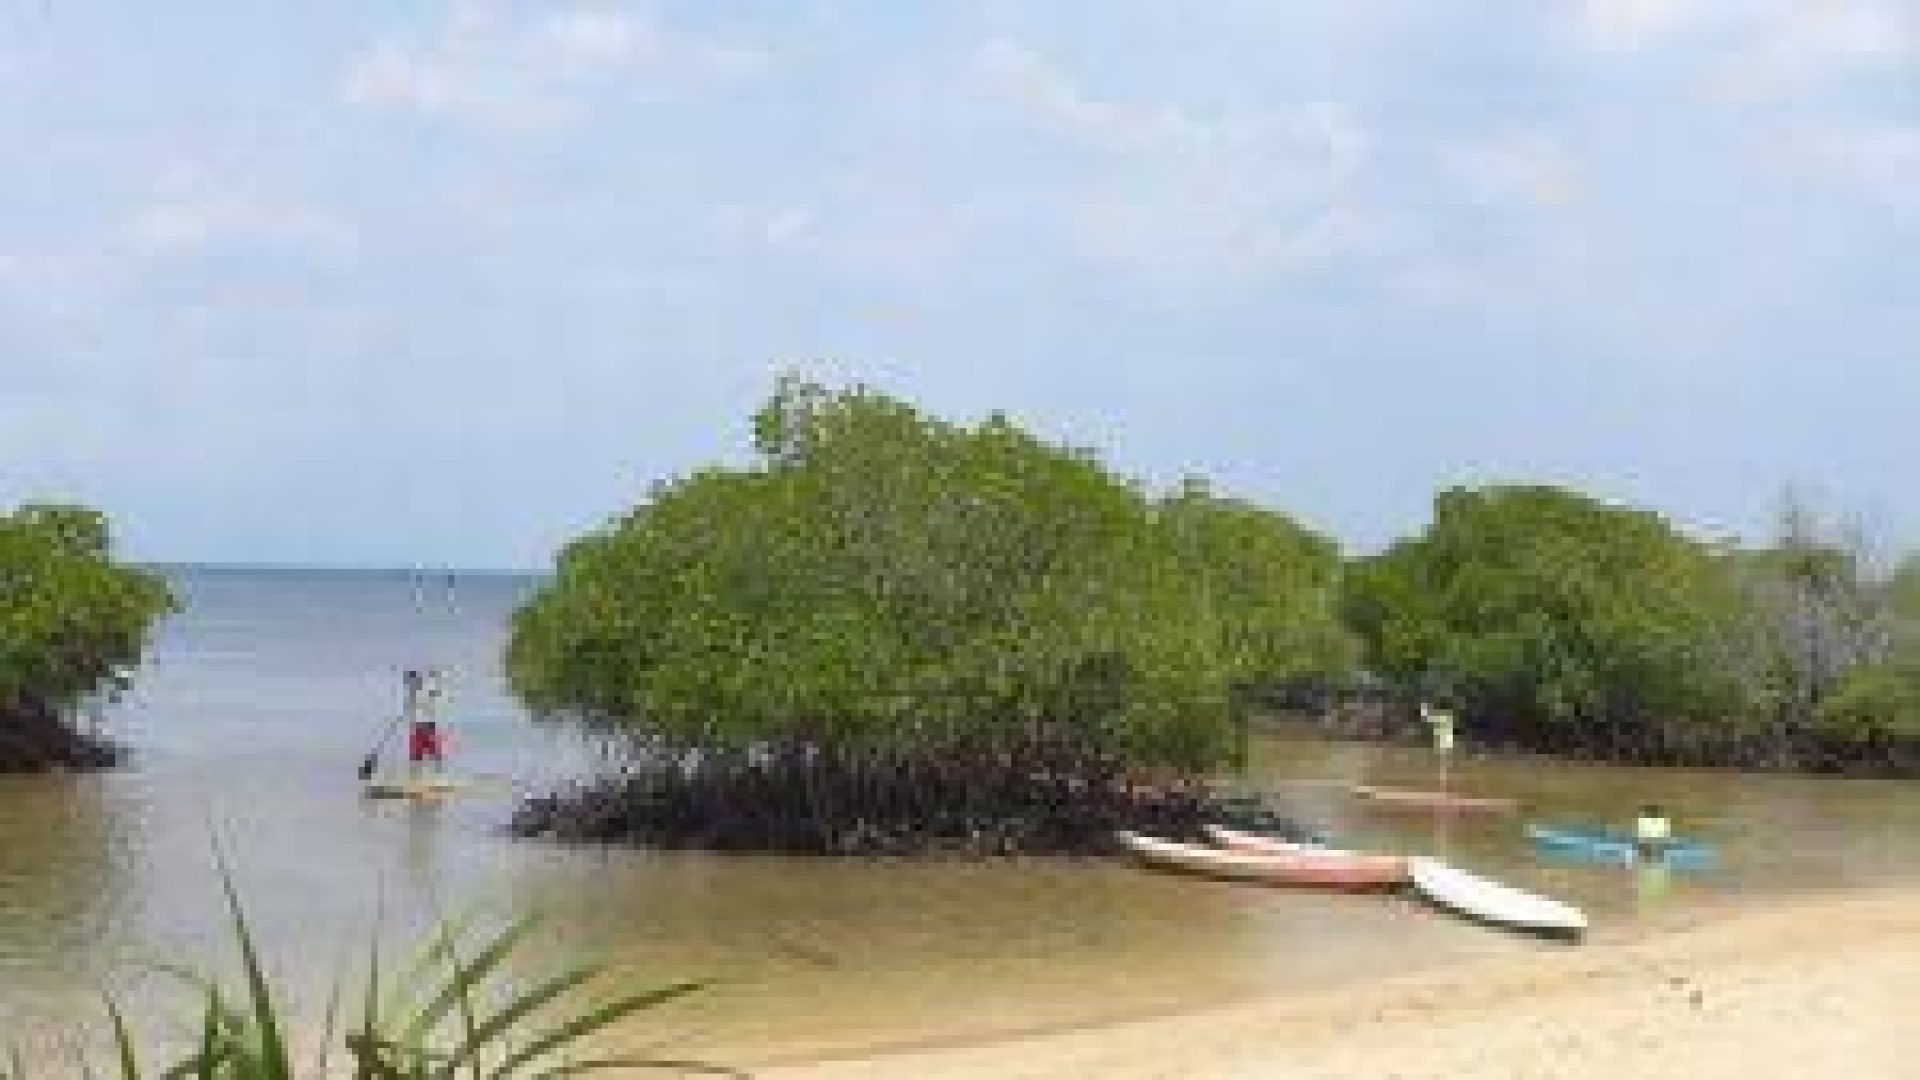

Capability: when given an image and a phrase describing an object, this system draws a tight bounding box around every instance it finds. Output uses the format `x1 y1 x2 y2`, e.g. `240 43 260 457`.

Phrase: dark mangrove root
0 702 125 773
510 735 1298 856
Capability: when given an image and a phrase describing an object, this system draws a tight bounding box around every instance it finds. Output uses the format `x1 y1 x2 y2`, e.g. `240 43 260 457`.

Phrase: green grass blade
102 995 141 1080
312 953 350 1079
398 918 535 1044
359 918 385 1061
141 962 254 1050
156 993 230 1080
484 982 707 1079
343 1031 411 1080
433 968 598 1072
380 909 485 1022
211 849 290 1079
446 921 487 1080
195 989 224 1079
353 926 445 1078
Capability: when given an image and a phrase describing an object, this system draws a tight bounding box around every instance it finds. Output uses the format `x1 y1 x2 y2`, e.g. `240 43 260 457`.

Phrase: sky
2 1 1916 570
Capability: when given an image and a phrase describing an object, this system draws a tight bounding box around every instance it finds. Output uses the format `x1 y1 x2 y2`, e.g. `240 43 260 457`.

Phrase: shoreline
753 885 1920 1079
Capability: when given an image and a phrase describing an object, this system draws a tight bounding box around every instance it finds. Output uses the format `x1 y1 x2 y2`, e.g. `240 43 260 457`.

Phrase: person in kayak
407 667 448 778
1633 803 1673 858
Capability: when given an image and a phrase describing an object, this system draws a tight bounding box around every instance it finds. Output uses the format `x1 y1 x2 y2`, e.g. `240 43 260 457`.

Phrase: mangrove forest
1345 486 1920 771
508 379 1920 852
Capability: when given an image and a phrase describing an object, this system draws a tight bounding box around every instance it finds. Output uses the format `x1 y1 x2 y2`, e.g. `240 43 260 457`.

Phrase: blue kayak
1527 824 1716 869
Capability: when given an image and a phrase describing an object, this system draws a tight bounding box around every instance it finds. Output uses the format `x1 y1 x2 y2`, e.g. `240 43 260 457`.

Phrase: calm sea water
4 567 1920 1065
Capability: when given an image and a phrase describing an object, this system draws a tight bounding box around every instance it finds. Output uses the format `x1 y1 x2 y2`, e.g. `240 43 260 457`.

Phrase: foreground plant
8 862 738 1079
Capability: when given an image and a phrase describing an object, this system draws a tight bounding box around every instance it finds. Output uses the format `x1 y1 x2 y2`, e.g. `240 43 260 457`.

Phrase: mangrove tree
0 503 174 772
507 377 1354 852
1344 484 1749 761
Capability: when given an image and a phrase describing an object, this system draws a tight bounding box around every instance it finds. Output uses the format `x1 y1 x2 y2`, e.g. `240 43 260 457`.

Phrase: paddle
361 667 431 782
356 713 408 782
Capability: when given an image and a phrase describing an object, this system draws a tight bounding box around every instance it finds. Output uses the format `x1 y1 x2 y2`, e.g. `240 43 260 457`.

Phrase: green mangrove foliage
1344 485 1749 760
1816 660 1920 749
1345 485 1920 772
1158 477 1357 692
1892 553 1920 625
1 503 174 772
507 378 1355 851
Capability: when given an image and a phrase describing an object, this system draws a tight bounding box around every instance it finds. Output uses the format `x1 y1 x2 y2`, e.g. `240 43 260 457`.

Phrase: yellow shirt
1634 815 1672 844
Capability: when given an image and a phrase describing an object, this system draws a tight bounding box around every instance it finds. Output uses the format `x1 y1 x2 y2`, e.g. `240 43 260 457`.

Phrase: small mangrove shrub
1 504 173 773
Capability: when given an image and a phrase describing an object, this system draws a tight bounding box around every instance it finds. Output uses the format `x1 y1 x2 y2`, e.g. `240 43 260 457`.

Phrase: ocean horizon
141 560 549 580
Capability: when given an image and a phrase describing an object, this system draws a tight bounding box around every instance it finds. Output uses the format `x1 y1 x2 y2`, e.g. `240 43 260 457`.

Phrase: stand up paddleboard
363 776 466 801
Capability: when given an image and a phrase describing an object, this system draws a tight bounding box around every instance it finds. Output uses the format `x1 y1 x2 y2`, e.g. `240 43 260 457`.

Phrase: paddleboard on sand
1409 857 1588 939
1118 831 1407 890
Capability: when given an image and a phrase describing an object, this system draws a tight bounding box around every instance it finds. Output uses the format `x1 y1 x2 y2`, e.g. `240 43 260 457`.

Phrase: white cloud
0 159 356 339
706 202 820 251
128 194 358 257
339 2 770 131
969 39 1376 290
1573 1 1916 106
1809 125 1920 220
537 8 643 66
1706 1 1918 102
759 206 818 248
1579 0 1702 51
1449 134 1582 208
973 37 1195 153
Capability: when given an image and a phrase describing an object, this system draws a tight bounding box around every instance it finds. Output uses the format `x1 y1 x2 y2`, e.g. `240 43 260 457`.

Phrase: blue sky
2 1 1915 569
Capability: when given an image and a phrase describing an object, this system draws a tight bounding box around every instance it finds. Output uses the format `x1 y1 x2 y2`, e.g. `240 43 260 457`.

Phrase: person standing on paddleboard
1420 702 1457 755
1420 701 1458 794
406 667 448 778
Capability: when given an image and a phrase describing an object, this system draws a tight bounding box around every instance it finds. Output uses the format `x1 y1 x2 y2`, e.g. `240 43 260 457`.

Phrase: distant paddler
358 667 453 792
1420 701 1458 793
1633 803 1673 859
406 667 450 780
1420 701 1458 756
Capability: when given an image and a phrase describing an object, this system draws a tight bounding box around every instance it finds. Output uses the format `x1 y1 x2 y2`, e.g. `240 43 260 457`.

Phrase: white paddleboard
1409 857 1587 938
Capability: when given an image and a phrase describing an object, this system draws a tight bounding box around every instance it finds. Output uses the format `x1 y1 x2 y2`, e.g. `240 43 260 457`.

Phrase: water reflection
1635 862 1675 909
502 847 1493 1061
0 772 138 1035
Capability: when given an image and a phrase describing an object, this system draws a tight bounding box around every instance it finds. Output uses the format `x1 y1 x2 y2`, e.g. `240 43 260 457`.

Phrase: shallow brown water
4 569 1919 1065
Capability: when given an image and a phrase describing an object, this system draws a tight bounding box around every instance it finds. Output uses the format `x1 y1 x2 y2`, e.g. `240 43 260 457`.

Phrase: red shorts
408 722 444 763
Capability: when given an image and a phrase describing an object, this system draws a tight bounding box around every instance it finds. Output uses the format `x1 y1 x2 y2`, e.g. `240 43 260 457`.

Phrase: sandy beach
762 888 1920 1079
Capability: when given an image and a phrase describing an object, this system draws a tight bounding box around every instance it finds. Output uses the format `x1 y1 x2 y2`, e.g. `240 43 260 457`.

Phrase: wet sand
763 887 1920 1079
